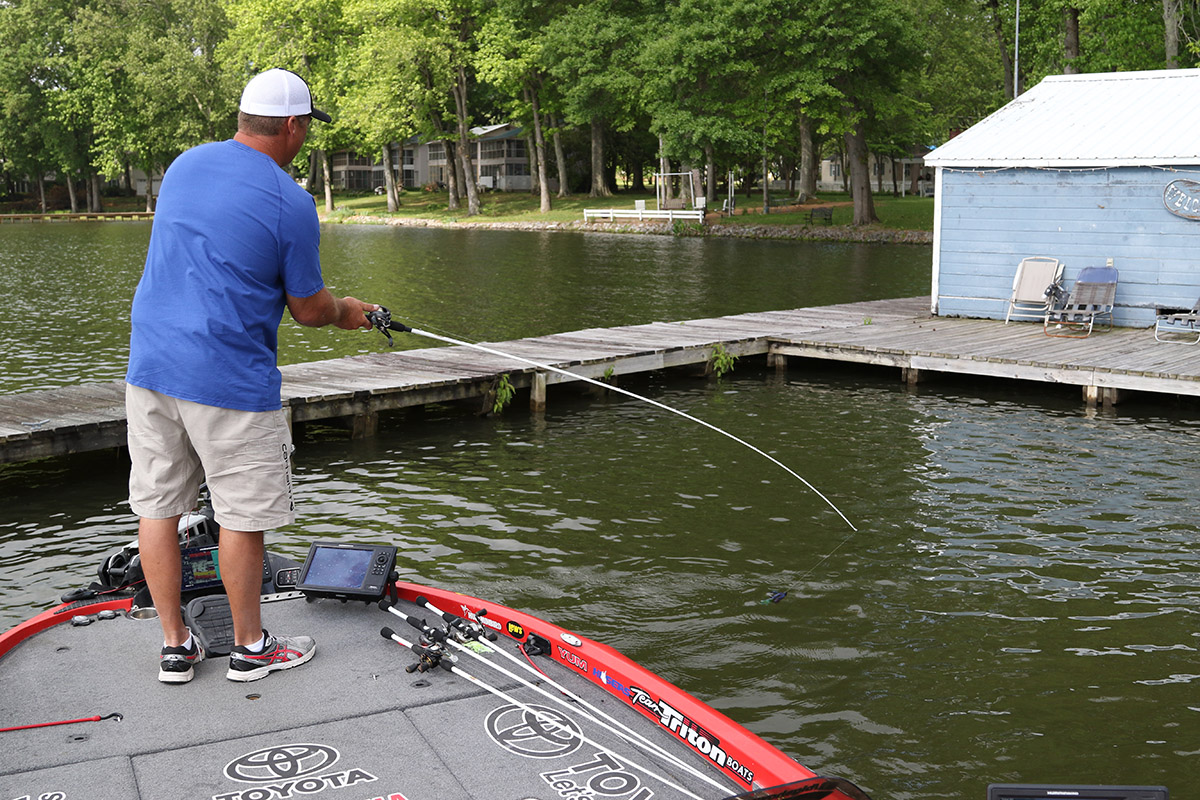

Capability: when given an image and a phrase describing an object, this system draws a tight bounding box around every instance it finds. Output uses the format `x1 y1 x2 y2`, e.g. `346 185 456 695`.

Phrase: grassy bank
326 189 935 233
2 187 935 239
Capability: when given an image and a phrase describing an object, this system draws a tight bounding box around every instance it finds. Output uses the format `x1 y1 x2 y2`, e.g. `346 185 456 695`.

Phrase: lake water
1 221 1197 797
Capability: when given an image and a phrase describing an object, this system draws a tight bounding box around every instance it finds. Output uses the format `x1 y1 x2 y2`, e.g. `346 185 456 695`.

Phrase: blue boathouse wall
934 166 1200 327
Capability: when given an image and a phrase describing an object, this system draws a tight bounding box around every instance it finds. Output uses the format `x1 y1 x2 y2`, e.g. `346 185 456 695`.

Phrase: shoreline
339 213 934 245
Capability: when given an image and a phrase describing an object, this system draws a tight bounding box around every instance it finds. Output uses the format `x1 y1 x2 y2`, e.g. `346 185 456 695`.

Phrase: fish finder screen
304 546 373 589
181 546 222 590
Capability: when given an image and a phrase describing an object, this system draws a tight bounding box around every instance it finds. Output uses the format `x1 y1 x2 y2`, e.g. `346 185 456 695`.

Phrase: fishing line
368 308 857 533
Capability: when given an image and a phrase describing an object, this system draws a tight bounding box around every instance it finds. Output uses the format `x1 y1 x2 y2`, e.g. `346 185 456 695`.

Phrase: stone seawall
341 214 934 245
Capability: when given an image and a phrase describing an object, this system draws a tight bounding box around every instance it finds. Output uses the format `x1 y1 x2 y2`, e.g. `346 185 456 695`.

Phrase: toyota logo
224 743 340 782
485 703 582 758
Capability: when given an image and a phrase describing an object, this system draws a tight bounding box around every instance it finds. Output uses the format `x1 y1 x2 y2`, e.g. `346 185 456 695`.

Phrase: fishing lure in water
368 307 857 600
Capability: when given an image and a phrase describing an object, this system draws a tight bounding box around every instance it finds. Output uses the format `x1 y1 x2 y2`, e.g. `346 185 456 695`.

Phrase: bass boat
0 497 871 800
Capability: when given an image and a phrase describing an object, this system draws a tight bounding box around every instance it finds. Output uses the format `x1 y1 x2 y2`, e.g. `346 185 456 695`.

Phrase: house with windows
924 68 1200 327
328 123 535 193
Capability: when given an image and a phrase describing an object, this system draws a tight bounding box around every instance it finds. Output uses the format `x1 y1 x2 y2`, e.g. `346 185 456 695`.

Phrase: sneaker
159 638 204 684
226 631 315 682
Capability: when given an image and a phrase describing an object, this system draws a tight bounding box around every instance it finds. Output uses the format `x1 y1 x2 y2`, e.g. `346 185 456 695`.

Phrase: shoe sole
159 649 204 684
225 645 315 682
158 668 195 684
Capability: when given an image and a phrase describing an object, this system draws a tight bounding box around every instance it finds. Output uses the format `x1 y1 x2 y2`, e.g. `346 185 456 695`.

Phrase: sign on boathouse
924 68 1200 328
1163 179 1200 221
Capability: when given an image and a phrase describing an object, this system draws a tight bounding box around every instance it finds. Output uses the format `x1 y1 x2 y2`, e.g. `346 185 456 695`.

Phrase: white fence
583 208 705 223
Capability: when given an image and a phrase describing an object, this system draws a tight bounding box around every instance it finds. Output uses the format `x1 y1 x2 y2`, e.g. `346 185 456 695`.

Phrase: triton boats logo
215 743 377 800
629 686 755 784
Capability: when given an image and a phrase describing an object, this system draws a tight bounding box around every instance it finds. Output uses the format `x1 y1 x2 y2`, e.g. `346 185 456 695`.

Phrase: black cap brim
312 107 332 124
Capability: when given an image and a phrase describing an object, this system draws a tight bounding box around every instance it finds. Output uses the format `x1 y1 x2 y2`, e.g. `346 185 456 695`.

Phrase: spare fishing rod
395 595 732 794
378 625 707 800
367 307 857 533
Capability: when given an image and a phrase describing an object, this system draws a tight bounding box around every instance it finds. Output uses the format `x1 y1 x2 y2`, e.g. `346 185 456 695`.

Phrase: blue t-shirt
126 140 325 411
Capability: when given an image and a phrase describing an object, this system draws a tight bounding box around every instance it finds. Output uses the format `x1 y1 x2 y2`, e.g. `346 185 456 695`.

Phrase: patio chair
1005 256 1063 324
1154 297 1200 344
1044 265 1119 338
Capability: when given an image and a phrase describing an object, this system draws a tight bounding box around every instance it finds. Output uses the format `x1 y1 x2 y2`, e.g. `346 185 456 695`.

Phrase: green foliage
671 220 705 237
709 343 737 378
490 372 515 414
0 0 1190 208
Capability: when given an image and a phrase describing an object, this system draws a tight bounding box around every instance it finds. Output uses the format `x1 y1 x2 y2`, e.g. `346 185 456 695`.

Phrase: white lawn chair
1154 298 1200 344
1005 257 1063 324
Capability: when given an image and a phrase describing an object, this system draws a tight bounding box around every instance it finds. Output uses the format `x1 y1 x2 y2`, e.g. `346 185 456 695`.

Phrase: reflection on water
0 222 928 392
2 368 1197 797
1 224 1197 796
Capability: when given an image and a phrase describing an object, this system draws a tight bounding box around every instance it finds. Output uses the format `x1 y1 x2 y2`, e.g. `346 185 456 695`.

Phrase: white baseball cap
239 68 331 123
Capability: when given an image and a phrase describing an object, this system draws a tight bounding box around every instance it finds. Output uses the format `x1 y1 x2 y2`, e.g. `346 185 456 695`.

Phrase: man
126 68 377 684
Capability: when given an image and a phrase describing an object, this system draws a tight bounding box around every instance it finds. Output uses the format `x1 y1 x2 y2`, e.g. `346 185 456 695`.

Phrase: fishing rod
367 307 857 533
393 595 732 794
378 625 707 800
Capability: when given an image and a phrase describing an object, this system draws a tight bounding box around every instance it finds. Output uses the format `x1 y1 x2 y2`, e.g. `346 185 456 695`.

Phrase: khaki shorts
126 384 296 531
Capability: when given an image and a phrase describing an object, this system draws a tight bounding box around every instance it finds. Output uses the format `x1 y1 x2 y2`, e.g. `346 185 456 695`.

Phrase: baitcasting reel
366 306 413 347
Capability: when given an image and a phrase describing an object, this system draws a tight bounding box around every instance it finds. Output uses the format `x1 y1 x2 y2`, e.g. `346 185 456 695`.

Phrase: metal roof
924 68 1200 168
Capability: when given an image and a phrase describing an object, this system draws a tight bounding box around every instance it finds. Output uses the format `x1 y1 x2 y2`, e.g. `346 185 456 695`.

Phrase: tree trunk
589 118 611 197
987 0 1015 100
453 67 480 216
799 117 817 198
37 171 46 213
145 169 156 212
320 151 333 213
1064 6 1081 74
552 116 570 197
527 134 539 195
306 150 320 192
705 144 715 203
844 124 878 225
381 143 399 212
681 162 695 206
66 175 78 213
761 149 769 215
1164 0 1183 68
90 173 103 212
445 139 460 210
528 85 551 213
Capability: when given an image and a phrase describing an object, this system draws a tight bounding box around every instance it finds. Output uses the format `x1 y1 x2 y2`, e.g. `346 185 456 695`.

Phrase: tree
477 0 553 212
220 0 351 212
543 0 644 197
75 0 234 210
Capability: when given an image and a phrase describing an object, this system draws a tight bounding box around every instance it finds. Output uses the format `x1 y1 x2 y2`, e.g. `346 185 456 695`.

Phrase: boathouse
925 68 1200 327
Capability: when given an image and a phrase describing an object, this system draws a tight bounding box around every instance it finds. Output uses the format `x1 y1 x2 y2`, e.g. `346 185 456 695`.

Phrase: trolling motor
367 306 412 347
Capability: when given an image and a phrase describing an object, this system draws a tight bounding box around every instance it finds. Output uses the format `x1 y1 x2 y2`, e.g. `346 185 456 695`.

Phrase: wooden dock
2 296 1199 465
768 309 1200 406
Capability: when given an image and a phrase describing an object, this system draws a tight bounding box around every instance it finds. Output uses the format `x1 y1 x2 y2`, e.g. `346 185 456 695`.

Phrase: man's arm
287 288 376 330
